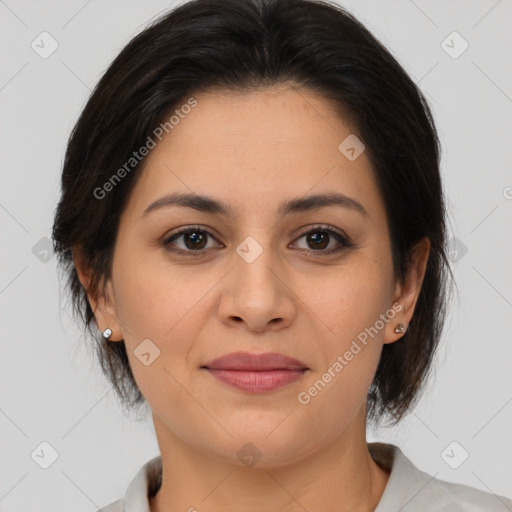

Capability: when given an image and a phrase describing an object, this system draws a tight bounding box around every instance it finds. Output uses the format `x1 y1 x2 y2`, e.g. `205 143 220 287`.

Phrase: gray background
1 0 511 510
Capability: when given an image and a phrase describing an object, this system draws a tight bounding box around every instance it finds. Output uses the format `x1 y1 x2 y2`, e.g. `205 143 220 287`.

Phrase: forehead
159 85 357 168
124 86 385 221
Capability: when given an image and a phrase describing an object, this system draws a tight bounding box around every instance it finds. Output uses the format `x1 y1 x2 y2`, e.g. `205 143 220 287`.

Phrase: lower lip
205 368 307 393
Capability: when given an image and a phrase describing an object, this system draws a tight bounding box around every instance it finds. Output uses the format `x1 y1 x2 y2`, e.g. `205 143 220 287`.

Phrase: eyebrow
140 192 369 219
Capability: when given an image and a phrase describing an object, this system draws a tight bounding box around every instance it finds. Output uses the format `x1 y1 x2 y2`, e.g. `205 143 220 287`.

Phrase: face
81 85 427 467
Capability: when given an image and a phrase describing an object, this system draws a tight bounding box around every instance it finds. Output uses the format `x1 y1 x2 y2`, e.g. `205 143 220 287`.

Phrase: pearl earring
103 328 112 339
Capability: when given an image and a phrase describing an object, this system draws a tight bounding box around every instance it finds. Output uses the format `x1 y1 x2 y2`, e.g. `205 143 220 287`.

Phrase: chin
204 428 315 469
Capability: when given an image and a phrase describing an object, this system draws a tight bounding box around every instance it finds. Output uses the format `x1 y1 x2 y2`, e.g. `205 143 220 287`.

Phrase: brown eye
292 226 353 254
163 224 353 257
306 230 330 250
163 227 221 254
181 230 208 250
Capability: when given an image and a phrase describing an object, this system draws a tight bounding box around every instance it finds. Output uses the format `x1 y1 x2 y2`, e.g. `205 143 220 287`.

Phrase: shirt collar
123 455 162 512
122 443 411 511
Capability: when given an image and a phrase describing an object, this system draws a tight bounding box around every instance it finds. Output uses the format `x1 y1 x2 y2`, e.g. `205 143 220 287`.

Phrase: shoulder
95 455 162 512
370 442 512 511
96 498 124 512
421 475 512 511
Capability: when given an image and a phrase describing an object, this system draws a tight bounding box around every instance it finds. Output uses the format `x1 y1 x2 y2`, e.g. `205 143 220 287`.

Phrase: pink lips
202 351 309 393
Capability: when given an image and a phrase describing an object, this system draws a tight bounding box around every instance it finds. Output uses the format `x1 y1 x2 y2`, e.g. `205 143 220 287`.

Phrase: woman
51 0 512 510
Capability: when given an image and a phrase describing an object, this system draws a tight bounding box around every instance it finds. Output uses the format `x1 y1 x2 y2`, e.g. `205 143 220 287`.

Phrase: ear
72 247 123 342
383 237 431 344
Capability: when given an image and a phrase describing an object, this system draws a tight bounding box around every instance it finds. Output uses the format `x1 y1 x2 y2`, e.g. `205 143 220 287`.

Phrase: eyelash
162 224 354 257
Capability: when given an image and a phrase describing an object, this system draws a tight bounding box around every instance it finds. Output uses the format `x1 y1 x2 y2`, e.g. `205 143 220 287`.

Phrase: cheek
297 282 386 431
112 247 215 340
302 258 391 342
296 257 391 402
112 266 208 410
111 253 220 391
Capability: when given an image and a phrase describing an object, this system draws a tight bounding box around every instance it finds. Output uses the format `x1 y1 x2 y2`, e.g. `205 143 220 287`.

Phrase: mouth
201 351 309 393
202 367 308 393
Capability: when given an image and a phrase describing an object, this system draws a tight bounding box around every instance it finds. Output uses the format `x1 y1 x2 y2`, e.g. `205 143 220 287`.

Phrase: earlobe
92 297 123 342
384 237 431 344
72 247 123 342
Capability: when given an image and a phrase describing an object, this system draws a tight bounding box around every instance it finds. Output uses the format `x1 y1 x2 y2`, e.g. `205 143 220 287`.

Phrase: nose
217 245 297 333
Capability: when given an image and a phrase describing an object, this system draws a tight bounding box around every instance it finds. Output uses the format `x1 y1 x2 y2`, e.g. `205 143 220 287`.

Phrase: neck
149 406 390 512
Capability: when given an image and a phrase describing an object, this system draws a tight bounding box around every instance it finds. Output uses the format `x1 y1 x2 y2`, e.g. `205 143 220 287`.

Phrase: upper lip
202 351 309 371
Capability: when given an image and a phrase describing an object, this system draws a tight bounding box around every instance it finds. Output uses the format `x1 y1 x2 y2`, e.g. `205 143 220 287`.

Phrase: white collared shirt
97 442 512 511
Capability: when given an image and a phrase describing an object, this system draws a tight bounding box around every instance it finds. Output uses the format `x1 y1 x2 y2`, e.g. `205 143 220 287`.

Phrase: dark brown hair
52 0 453 425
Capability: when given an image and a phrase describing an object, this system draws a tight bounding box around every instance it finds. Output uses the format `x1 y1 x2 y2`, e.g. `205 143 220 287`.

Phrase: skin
75 85 430 512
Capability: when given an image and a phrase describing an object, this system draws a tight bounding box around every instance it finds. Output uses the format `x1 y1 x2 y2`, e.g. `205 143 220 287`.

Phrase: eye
291 225 353 255
163 226 222 255
162 224 353 256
